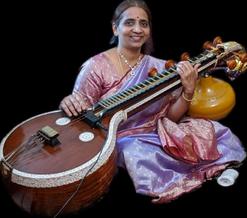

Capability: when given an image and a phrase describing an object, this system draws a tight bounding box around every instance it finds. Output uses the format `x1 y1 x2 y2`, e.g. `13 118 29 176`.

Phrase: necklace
119 52 142 76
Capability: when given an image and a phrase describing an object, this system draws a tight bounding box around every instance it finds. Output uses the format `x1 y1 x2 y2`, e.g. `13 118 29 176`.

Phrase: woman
60 0 246 203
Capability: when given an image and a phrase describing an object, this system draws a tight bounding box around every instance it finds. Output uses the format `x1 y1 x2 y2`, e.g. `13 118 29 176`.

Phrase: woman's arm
59 58 103 117
166 61 199 122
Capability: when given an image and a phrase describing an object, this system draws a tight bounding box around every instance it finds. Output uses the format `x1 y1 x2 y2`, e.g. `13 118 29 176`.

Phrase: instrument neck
93 50 218 117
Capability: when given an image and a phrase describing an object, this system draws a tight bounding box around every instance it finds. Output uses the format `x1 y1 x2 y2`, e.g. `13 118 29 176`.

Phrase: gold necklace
119 52 142 76
117 52 125 76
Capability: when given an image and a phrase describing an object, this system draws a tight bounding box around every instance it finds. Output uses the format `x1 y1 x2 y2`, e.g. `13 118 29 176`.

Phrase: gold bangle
182 92 193 102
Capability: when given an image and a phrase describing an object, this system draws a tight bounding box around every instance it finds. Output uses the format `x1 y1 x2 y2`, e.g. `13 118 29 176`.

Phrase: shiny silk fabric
73 52 246 203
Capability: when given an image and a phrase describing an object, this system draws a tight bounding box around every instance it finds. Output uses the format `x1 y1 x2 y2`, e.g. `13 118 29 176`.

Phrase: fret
138 83 147 88
130 86 140 91
136 83 144 90
107 98 117 104
162 70 170 75
118 93 128 98
100 100 112 107
158 73 166 78
125 89 134 95
103 99 114 106
123 90 131 96
111 95 119 103
156 74 165 80
144 80 153 85
149 77 157 82
169 67 177 73
187 58 193 63
152 76 160 80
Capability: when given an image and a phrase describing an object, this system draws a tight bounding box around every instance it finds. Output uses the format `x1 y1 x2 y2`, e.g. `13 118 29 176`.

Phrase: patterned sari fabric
74 52 246 203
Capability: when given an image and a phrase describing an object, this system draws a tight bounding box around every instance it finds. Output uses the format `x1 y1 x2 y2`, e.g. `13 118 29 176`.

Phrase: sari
73 51 246 203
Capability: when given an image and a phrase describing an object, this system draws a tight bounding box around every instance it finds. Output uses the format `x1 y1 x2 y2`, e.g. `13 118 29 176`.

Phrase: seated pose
60 0 246 203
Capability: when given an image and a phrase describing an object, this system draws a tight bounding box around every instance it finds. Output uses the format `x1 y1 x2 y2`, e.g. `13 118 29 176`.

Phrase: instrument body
0 110 126 216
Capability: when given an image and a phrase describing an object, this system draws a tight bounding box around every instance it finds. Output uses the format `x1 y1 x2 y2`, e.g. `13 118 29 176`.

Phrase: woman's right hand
59 92 88 117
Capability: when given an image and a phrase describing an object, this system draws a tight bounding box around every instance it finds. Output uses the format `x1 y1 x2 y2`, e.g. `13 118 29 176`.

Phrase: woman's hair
110 0 153 54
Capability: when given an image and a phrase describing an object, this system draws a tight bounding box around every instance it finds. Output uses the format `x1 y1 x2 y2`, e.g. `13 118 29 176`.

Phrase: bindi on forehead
134 16 145 21
122 7 148 20
129 16 145 21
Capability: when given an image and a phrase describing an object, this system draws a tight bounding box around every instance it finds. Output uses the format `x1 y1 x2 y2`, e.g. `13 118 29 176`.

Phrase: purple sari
73 52 246 203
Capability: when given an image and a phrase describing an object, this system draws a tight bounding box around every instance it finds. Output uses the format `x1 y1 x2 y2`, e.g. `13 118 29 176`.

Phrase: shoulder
91 48 115 62
83 52 109 67
79 50 111 73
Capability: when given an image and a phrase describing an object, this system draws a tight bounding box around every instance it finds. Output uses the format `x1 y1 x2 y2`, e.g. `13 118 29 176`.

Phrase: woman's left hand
176 61 200 95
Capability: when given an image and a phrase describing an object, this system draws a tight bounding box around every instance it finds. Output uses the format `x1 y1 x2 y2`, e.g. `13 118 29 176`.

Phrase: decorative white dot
79 132 95 142
56 117 71 126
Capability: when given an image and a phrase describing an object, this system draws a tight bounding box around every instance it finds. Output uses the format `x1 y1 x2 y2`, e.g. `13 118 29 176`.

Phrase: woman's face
113 7 150 51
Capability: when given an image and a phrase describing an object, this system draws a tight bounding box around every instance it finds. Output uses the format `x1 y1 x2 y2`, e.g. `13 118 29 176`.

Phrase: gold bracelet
182 92 193 102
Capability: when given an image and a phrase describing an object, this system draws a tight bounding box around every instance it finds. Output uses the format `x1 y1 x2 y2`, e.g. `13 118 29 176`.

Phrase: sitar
0 39 246 217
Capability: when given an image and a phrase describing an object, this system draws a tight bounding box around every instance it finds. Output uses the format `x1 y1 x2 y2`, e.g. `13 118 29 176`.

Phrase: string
4 112 91 165
4 105 109 166
52 135 106 218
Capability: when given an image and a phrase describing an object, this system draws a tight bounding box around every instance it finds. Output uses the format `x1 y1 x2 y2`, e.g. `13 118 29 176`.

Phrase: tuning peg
226 52 247 79
238 52 247 63
165 59 176 69
226 59 237 70
203 41 214 50
227 58 244 71
242 62 247 72
213 36 223 46
180 52 190 61
148 67 158 77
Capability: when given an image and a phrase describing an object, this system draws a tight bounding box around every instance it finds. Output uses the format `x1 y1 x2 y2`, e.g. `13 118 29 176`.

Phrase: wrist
182 91 194 102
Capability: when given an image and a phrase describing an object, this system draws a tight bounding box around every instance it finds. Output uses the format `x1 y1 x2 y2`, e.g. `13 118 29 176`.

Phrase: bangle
182 92 193 102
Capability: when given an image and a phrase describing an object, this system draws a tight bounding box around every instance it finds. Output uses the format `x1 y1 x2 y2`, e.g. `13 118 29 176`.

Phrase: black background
1 0 246 217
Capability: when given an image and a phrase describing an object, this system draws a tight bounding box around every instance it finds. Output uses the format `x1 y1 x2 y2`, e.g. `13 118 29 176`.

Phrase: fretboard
93 50 217 117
